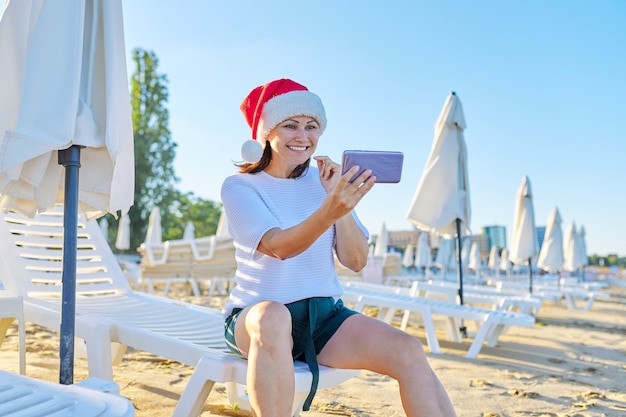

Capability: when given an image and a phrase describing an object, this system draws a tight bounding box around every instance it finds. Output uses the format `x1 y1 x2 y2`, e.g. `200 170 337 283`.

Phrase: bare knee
246 301 292 349
388 332 429 373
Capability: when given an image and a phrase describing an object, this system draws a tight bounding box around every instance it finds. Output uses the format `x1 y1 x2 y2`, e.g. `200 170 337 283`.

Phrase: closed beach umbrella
487 246 500 277
414 231 432 269
500 248 511 276
99 217 109 242
536 207 564 274
145 206 162 244
115 213 131 251
373 222 389 257
183 221 195 240
406 92 470 306
508 176 538 293
578 226 588 267
460 238 471 270
0 0 133 218
435 238 453 273
563 221 584 273
402 244 415 268
0 0 133 384
216 207 230 239
468 242 481 273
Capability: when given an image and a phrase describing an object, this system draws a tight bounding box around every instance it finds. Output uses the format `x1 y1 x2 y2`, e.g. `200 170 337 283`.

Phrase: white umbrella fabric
536 207 564 274
499 248 511 276
414 231 432 270
215 208 230 239
145 207 162 244
578 225 588 267
0 0 133 384
508 176 538 293
115 213 130 251
402 244 415 268
487 246 500 277
373 222 389 257
460 238 471 270
183 221 195 241
468 242 481 274
563 221 584 273
406 92 470 307
99 217 109 242
0 0 134 219
434 238 453 274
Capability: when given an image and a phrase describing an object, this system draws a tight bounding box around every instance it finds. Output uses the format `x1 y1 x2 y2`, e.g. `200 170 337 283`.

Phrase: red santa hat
240 78 326 162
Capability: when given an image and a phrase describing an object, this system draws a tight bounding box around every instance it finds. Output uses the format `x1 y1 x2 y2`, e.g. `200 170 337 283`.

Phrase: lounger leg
81 323 114 380
173 359 219 417
0 316 25 375
223 381 307 417
420 311 441 355
486 324 505 347
465 317 496 358
18 316 25 375
174 379 217 417
111 342 128 365
188 279 200 297
225 382 251 412
292 391 308 417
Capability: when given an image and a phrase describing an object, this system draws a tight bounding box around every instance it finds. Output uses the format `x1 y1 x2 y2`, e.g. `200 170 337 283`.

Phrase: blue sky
121 1 626 257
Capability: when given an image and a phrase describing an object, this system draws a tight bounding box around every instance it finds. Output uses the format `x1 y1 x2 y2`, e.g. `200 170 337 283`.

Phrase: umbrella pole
58 145 82 385
528 258 533 294
455 218 467 337
455 219 464 305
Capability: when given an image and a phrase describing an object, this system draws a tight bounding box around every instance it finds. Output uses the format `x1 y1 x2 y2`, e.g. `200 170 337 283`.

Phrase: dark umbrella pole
528 258 533 294
455 218 467 337
58 145 82 385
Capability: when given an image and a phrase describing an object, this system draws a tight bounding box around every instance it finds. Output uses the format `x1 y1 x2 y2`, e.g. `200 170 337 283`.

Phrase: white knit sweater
220 166 369 317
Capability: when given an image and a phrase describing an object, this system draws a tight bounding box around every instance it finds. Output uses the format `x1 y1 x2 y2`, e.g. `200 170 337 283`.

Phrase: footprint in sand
470 379 493 388
578 391 605 400
506 389 540 398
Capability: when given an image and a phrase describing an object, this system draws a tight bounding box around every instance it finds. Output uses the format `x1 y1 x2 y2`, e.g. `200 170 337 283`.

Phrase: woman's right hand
322 165 376 220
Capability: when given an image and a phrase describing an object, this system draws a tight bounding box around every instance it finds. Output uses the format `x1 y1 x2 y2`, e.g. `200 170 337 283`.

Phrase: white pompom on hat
239 78 326 162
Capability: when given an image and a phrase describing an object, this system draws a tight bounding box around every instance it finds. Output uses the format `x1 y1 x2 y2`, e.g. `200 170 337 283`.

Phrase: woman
221 78 456 417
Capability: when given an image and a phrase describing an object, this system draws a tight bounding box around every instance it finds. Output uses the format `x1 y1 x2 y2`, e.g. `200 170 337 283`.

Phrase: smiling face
264 116 321 178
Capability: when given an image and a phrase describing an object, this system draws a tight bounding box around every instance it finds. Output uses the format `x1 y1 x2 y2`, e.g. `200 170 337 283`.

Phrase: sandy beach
1 279 625 417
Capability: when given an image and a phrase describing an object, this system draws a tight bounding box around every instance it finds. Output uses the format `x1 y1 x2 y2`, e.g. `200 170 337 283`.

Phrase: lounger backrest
138 235 236 280
0 206 132 298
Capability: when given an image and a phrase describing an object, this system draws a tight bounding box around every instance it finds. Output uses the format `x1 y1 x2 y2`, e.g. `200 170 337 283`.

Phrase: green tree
162 192 223 241
125 48 179 252
106 48 222 253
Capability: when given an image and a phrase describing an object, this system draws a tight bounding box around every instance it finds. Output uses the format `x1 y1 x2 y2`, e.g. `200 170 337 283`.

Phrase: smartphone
341 150 404 183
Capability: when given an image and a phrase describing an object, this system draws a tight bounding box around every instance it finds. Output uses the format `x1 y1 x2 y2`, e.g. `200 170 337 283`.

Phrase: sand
1 279 625 417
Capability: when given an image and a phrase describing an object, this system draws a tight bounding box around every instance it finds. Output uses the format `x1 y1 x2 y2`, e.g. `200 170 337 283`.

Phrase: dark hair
236 142 309 179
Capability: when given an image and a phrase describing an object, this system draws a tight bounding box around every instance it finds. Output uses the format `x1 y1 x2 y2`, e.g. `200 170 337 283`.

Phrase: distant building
536 226 546 252
469 234 490 258
387 229 420 251
482 225 507 250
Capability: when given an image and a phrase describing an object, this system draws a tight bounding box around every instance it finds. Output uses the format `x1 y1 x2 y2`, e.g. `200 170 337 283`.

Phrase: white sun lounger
341 282 535 358
0 370 134 416
0 207 358 416
0 291 25 375
492 280 610 311
410 281 544 315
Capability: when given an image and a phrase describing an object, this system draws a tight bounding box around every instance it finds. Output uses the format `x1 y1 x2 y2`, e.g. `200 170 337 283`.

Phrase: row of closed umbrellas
378 91 590 300
100 206 232 251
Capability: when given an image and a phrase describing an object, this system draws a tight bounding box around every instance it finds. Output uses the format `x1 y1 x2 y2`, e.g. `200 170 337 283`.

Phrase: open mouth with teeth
287 145 309 151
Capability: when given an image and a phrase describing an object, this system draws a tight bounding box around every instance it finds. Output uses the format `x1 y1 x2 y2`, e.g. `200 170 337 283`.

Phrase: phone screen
341 150 404 183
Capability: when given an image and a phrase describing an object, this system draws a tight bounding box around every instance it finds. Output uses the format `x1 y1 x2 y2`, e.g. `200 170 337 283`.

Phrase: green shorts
223 297 358 411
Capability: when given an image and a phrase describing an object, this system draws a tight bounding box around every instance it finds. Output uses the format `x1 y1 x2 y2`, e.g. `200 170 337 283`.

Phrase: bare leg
234 301 295 417
317 314 456 417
